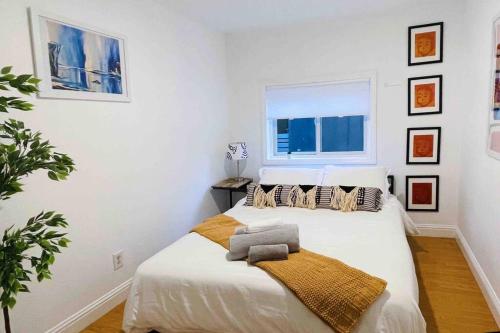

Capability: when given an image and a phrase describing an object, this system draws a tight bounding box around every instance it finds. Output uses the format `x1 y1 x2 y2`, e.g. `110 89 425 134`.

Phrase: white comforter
123 196 426 333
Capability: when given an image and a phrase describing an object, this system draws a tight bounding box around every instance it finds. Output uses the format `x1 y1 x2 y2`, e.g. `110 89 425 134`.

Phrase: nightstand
212 178 252 208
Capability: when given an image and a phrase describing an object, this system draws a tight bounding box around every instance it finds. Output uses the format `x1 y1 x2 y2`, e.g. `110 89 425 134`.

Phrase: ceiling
163 0 437 32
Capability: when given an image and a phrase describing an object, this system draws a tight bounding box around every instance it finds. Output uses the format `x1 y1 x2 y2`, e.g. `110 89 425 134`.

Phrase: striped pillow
244 183 257 206
245 183 292 207
315 186 334 209
245 183 382 211
356 187 383 212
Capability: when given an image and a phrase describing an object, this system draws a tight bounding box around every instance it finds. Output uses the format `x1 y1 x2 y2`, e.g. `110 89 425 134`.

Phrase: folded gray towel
234 218 284 235
228 224 299 260
248 244 289 264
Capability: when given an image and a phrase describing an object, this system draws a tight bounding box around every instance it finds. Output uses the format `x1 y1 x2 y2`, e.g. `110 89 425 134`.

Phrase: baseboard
45 278 133 333
415 224 456 238
455 228 500 326
44 226 499 331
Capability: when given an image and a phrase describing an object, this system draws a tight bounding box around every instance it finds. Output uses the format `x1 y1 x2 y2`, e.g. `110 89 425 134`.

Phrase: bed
122 192 426 333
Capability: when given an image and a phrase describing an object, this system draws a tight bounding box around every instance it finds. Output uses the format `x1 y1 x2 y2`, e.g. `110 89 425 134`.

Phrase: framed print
406 176 439 212
407 127 441 164
408 22 443 66
491 18 500 124
29 8 130 102
408 75 442 116
489 17 500 160
488 125 500 159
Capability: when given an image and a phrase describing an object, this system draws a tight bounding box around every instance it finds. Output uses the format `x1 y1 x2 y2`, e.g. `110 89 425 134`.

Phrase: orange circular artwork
415 31 436 58
413 134 434 157
414 83 436 108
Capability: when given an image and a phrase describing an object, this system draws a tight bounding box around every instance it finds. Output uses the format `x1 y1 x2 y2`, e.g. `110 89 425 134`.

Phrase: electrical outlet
112 250 124 271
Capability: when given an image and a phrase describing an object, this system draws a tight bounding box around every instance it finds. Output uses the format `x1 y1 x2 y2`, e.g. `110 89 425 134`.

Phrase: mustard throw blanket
191 214 387 333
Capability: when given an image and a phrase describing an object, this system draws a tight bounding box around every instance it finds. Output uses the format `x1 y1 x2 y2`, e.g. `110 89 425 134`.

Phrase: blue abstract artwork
46 21 122 94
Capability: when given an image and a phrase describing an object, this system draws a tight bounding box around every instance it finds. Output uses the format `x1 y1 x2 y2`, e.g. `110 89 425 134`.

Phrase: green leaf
43 211 55 219
7 297 16 309
1 74 15 81
1 66 12 74
27 77 41 84
47 171 59 181
14 74 32 85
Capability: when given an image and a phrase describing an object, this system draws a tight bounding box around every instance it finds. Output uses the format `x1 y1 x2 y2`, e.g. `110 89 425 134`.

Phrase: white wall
458 0 500 321
0 0 229 332
226 0 466 227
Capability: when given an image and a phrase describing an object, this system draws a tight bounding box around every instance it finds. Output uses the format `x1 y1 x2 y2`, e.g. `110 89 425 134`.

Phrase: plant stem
3 307 11 333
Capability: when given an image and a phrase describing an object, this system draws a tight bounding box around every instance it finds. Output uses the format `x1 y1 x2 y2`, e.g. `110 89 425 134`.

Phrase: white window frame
261 72 377 165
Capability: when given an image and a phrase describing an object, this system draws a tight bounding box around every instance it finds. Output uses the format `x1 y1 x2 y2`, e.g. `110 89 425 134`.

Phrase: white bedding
122 196 426 333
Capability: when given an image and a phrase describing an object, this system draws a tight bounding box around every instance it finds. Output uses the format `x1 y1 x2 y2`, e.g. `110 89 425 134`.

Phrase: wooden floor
408 237 498 333
82 237 498 333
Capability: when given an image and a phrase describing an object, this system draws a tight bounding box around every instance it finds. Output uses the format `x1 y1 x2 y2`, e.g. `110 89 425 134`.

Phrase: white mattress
123 196 426 333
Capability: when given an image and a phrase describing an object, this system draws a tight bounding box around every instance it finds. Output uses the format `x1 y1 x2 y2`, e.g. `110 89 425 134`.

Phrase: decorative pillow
356 187 383 212
244 183 257 206
245 183 292 207
330 186 383 212
277 184 293 206
331 186 360 212
244 184 282 208
245 183 382 212
287 185 318 209
315 186 335 209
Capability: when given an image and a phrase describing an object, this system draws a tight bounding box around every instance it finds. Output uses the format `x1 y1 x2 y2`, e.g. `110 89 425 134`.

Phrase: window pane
321 116 364 152
276 119 289 153
289 118 316 153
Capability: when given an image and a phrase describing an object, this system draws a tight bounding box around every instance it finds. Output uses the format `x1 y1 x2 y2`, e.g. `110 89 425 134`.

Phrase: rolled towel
234 217 284 235
228 224 299 260
248 244 289 264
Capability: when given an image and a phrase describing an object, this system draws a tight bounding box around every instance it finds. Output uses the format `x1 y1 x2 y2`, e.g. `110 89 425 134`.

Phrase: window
264 75 376 164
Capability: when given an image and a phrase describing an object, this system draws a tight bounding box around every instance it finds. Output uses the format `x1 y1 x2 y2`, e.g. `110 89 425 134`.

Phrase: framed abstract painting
406 175 439 212
489 17 500 159
407 127 441 164
408 22 443 66
408 75 442 116
29 8 130 102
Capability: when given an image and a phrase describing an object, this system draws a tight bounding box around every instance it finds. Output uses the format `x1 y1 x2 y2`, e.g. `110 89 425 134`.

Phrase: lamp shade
226 142 248 160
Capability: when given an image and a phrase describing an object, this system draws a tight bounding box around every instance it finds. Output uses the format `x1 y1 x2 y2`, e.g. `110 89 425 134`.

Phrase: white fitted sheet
123 196 426 333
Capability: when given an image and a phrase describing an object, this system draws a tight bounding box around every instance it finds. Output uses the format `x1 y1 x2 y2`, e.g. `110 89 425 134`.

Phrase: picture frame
408 22 444 66
488 17 500 159
29 8 131 102
406 127 441 165
488 125 500 159
406 175 439 212
408 75 442 116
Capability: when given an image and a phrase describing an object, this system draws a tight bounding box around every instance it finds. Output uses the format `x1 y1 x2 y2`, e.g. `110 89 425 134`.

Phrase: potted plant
0 66 75 333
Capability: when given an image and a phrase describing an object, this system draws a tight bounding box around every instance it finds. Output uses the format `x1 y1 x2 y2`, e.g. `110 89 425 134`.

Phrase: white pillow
259 167 323 185
321 166 390 198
